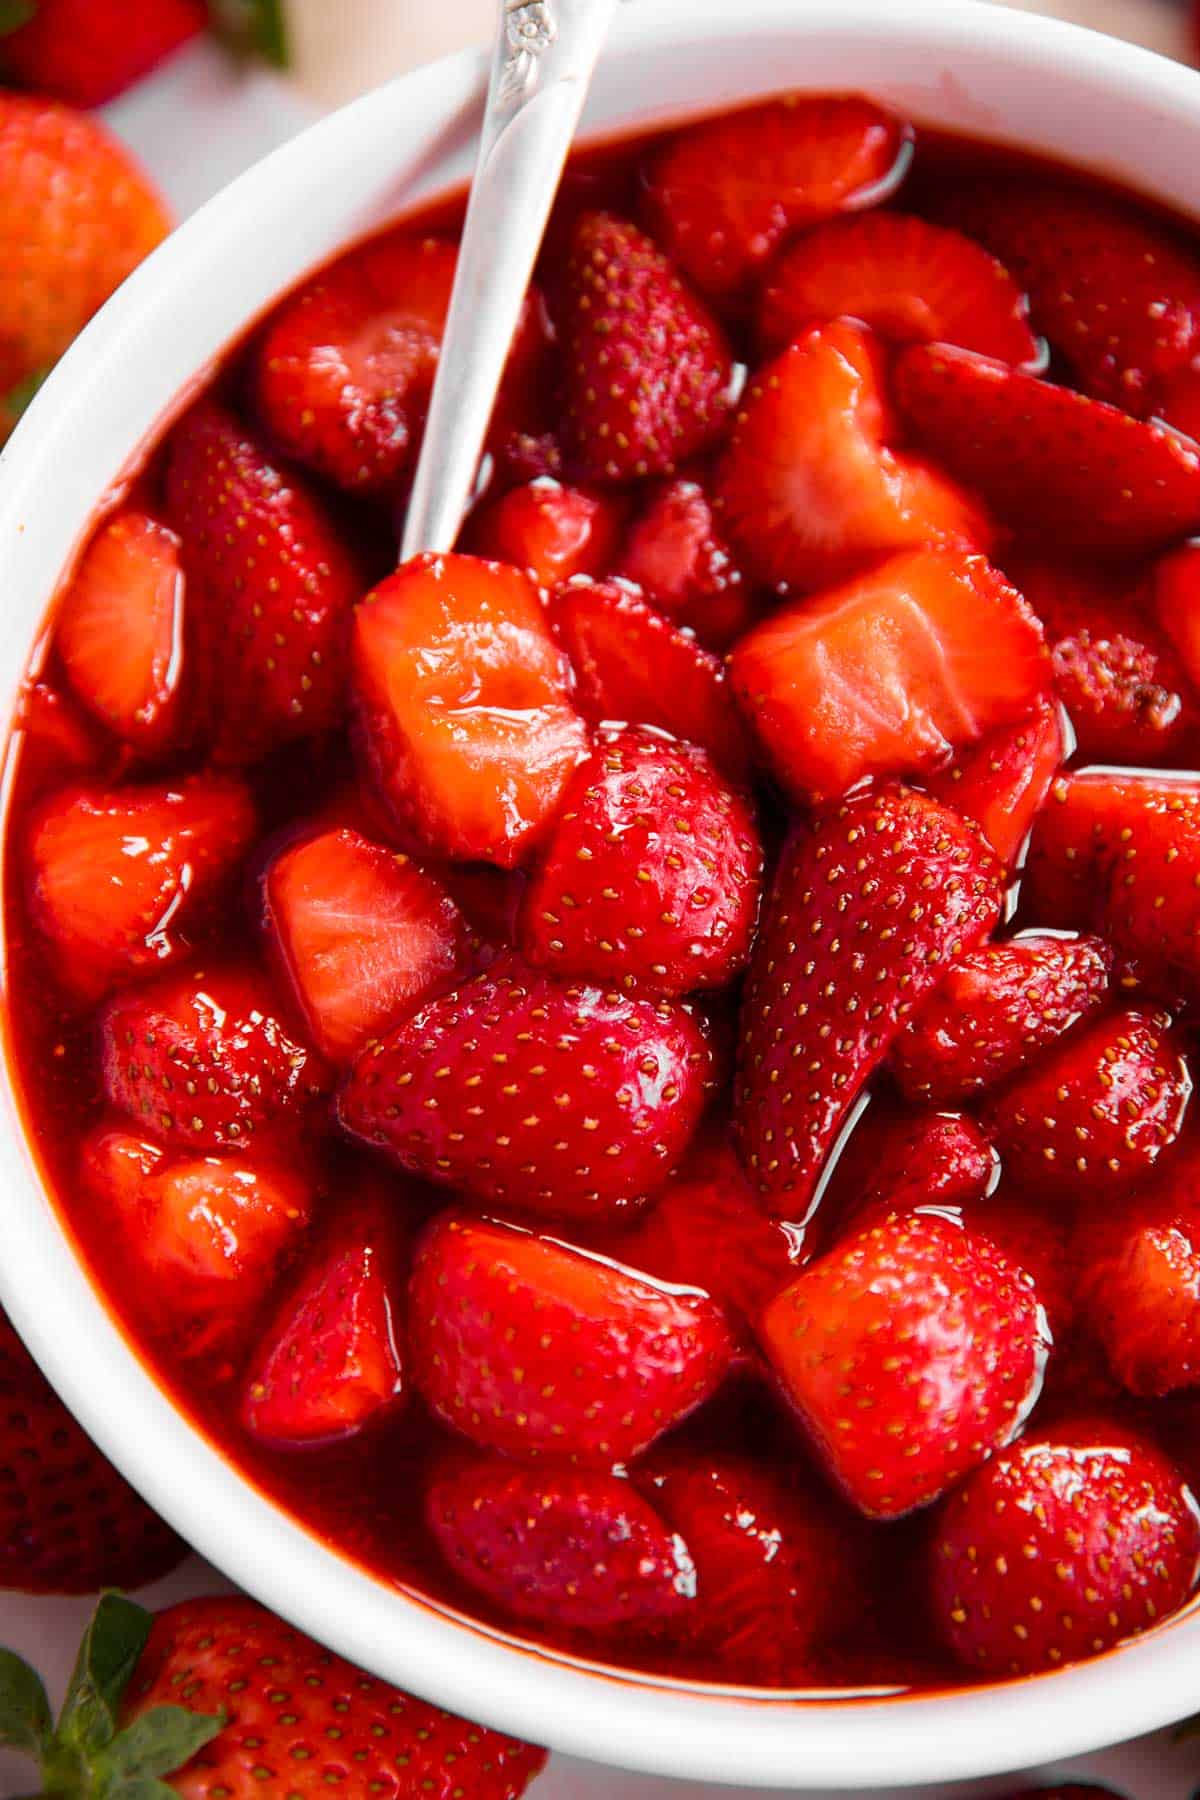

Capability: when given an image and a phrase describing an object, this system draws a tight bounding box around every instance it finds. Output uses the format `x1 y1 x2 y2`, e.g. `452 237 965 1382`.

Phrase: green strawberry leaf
207 0 287 66
101 1706 225 1784
0 0 36 35
0 1648 52 1758
57 1596 154 1760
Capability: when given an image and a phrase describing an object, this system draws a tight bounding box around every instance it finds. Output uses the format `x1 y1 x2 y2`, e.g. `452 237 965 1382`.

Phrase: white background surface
3 5 1200 1794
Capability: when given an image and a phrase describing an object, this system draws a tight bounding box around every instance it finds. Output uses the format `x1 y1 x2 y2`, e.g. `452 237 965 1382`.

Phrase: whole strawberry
0 0 205 107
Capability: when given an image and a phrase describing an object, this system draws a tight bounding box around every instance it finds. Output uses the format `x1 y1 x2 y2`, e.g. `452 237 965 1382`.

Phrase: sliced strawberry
1103 781 1200 979
929 1420 1200 1675
760 1213 1048 1519
936 179 1200 414
351 551 587 868
408 1213 734 1462
241 1193 404 1447
894 344 1200 555
926 695 1067 866
643 95 908 302
615 478 760 652
759 213 1042 367
734 786 1003 1205
14 680 106 799
986 1008 1191 1200
338 955 713 1221
519 723 762 996
56 509 188 753
80 1125 314 1357
729 547 1047 803
427 1458 694 1638
467 479 624 588
560 213 733 483
893 934 1113 1106
262 826 475 1063
254 233 548 495
826 1111 997 1245
553 576 752 780
713 322 987 592
26 773 257 1004
1019 767 1200 931
101 962 329 1152
1153 540 1200 709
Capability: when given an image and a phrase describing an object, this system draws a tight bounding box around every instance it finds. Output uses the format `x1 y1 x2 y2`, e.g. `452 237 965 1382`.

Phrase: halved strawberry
1019 767 1200 931
254 233 547 495
560 213 734 483
467 479 624 589
894 344 1200 554
758 213 1042 367
760 1212 1048 1519
14 680 106 800
553 576 752 780
729 546 1047 803
615 477 759 651
351 552 587 867
519 723 762 996
56 509 188 754
262 826 475 1063
338 955 714 1221
926 695 1067 866
426 1458 694 1638
936 178 1200 414
26 773 257 1004
81 1125 314 1357
713 322 987 592
986 1008 1191 1200
165 400 363 765
643 94 908 302
409 1213 733 1463
893 933 1113 1106
241 1191 404 1447
101 962 328 1152
735 786 1003 1205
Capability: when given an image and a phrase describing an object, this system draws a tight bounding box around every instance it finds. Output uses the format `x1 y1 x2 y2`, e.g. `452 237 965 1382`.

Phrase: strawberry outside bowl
3 0 1200 1786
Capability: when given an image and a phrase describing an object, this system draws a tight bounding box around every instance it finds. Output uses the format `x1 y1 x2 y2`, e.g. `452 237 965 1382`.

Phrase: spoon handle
400 0 621 562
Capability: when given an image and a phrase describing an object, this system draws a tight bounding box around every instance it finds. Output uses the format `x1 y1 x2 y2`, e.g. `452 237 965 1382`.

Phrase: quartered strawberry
338 955 713 1220
254 233 548 496
427 1458 695 1638
615 477 759 651
101 961 328 1152
0 0 204 107
729 547 1047 803
552 576 752 781
1103 780 1200 979
760 1212 1049 1519
986 1008 1191 1200
713 322 987 593
56 509 189 754
0 1308 184 1593
926 695 1067 866
408 1213 734 1463
560 212 734 483
1019 767 1200 931
826 1111 997 1245
894 344 1200 555
80 1125 314 1358
241 1193 404 1447
165 400 363 764
468 478 624 588
643 94 908 302
936 178 1200 415
734 785 1003 1205
262 826 475 1063
26 773 257 1004
351 552 586 868
13 681 105 800
893 933 1113 1106
758 212 1042 367
929 1420 1200 1675
519 723 762 996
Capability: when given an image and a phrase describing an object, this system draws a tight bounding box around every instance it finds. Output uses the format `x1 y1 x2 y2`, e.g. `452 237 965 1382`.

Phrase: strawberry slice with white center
56 509 188 753
262 826 476 1063
729 546 1047 804
713 321 988 592
758 213 1043 369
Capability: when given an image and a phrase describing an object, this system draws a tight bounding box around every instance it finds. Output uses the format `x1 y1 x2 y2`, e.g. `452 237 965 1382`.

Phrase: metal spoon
400 0 621 561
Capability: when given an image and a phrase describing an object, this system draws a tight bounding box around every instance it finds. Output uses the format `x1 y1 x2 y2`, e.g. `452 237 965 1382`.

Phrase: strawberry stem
0 0 36 34
207 0 287 66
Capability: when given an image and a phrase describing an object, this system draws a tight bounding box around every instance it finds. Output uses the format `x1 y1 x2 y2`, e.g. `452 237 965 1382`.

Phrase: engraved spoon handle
401 0 621 561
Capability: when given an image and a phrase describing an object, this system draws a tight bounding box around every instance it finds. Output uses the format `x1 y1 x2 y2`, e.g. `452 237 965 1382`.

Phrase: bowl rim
5 0 1200 1786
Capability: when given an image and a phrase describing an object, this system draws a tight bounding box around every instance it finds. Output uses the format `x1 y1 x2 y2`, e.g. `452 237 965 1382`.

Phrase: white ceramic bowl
4 1 1200 1786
